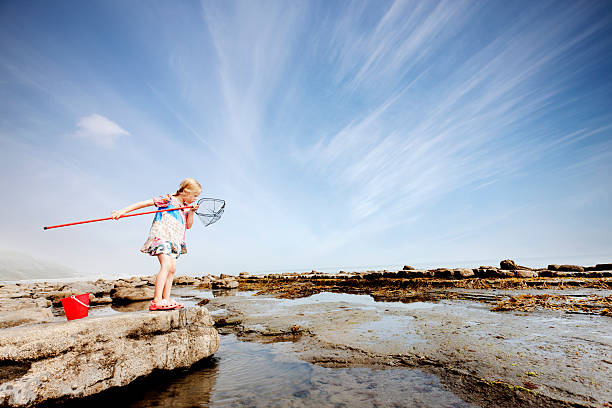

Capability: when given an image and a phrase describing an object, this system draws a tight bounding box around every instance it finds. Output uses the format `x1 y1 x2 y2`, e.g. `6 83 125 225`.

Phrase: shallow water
68 334 473 408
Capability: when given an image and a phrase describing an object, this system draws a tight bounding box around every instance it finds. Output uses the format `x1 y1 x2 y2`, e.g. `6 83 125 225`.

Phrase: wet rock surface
206 290 612 408
110 286 154 304
0 307 219 407
205 260 612 407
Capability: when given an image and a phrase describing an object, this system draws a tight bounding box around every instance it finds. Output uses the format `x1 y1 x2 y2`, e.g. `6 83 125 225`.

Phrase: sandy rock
113 278 148 288
173 275 197 285
47 291 82 306
212 278 238 289
110 287 154 304
500 260 532 271
515 270 538 278
0 308 53 329
139 276 156 285
557 265 585 272
432 268 452 279
404 270 431 278
498 270 516 278
454 269 475 279
0 297 54 329
500 259 517 270
59 282 108 297
89 296 112 305
196 277 212 286
364 272 382 280
113 280 133 288
0 307 219 407
476 268 514 278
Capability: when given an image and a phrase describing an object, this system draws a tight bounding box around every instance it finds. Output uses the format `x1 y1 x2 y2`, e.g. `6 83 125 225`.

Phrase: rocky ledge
0 307 219 407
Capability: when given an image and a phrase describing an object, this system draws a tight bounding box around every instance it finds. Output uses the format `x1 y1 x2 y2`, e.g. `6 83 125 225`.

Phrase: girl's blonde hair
175 178 202 195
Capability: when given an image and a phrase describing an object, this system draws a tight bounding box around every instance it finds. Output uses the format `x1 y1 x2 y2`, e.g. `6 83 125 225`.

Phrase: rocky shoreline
222 259 611 408
1 259 611 407
0 273 221 407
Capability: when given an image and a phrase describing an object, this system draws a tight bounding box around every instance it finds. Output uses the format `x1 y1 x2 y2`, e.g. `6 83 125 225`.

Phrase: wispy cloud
301 0 612 231
72 114 129 148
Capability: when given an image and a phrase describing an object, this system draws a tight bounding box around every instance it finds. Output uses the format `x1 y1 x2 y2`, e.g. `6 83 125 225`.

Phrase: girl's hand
191 204 199 213
111 209 127 220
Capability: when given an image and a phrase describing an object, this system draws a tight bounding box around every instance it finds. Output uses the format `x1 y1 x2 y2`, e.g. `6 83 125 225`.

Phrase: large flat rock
0 307 219 407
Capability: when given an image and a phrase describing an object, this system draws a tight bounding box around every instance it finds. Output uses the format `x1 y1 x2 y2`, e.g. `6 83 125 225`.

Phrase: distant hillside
0 249 78 281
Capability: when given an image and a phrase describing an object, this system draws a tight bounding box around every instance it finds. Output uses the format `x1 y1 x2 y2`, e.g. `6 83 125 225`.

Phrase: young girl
112 178 202 311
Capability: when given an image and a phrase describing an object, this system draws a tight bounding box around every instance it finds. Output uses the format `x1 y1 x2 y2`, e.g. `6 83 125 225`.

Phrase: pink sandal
167 299 184 310
149 299 174 311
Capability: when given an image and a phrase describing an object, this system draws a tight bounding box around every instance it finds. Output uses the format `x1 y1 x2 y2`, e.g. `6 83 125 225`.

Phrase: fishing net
195 198 225 227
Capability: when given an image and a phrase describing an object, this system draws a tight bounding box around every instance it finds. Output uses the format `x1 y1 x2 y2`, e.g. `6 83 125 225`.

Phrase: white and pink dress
140 194 188 259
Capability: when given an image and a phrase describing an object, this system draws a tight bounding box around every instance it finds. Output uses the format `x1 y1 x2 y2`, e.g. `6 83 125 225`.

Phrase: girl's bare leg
162 255 177 300
154 254 174 303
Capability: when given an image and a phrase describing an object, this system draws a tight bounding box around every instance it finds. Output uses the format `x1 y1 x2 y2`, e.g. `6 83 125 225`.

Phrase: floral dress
141 194 188 259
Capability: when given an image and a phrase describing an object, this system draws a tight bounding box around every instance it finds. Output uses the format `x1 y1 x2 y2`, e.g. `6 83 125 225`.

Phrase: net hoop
194 198 225 227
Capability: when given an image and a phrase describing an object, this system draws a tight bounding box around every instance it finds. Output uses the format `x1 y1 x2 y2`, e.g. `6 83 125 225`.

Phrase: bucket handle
71 295 90 308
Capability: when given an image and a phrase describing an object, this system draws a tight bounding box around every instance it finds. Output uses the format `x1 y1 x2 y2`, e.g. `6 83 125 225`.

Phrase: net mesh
194 198 225 227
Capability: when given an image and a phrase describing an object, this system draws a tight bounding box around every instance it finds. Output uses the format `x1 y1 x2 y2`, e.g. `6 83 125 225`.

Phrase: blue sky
1 0 611 278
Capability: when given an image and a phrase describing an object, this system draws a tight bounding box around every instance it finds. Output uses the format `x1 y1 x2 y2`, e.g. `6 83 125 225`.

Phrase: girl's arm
111 199 155 219
185 204 199 229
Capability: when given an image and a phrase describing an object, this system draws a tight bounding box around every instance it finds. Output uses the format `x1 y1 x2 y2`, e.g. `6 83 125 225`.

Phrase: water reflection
62 334 472 408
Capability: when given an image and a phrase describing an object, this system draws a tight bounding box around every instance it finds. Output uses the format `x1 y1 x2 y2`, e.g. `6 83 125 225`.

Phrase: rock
211 278 238 290
0 298 54 329
557 265 585 272
497 270 516 278
0 308 53 329
515 270 538 278
89 296 112 305
47 291 82 307
405 270 431 278
239 272 249 278
58 282 92 293
548 264 560 271
476 268 514 278
500 260 532 271
110 287 154 304
364 272 382 280
595 263 612 271
113 280 133 288
402 265 415 271
173 276 197 285
113 278 148 288
0 307 219 407
454 269 475 279
140 276 156 285
538 270 554 277
432 268 452 279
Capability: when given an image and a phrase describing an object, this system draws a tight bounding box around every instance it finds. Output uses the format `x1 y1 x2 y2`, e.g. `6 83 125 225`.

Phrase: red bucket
60 293 90 320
